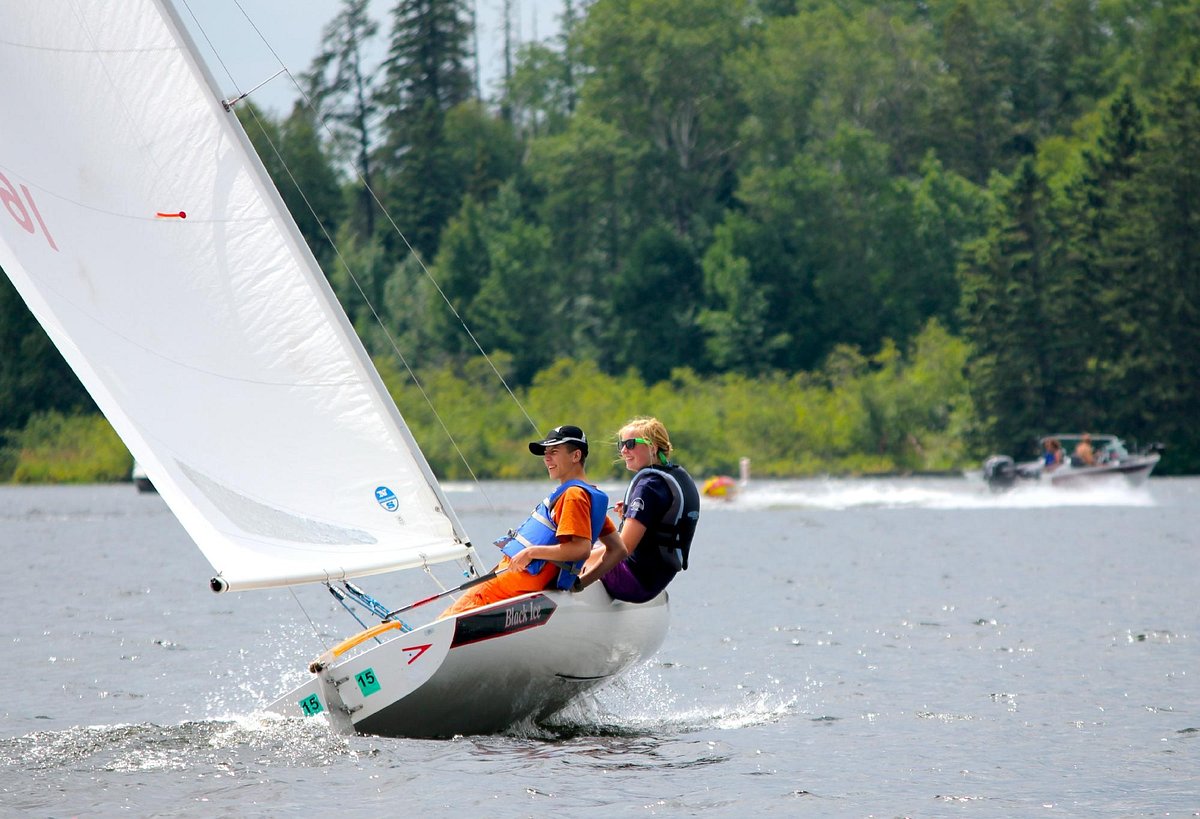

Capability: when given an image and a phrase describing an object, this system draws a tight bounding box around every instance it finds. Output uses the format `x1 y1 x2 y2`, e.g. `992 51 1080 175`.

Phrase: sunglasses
618 437 650 451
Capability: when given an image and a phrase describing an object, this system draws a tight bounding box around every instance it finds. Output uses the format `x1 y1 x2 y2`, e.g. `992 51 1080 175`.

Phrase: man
440 425 616 617
1074 433 1096 466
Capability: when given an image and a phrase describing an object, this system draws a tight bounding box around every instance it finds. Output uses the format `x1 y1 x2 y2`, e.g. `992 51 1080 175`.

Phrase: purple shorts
600 562 661 603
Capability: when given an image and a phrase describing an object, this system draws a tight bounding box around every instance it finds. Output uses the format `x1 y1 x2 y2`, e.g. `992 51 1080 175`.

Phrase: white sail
0 1 471 591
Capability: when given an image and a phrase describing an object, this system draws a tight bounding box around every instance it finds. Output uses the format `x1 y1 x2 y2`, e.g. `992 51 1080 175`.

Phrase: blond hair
618 416 672 463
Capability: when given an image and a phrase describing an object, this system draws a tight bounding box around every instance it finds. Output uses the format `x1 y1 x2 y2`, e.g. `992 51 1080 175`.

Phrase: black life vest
622 463 700 572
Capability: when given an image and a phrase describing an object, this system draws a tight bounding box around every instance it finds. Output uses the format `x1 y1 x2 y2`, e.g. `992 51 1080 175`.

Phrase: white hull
267 584 669 737
1046 454 1159 487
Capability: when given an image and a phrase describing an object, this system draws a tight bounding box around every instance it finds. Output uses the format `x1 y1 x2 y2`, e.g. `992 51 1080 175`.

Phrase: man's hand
508 547 535 572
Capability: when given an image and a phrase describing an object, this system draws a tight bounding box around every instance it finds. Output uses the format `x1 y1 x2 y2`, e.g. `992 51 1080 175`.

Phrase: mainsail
0 1 472 591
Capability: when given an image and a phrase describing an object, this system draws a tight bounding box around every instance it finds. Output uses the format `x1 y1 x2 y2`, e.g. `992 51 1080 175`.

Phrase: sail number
298 692 324 717
0 172 58 251
355 668 381 697
296 669 380 716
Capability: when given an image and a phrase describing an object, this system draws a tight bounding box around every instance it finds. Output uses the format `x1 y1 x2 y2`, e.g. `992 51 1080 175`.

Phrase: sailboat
0 0 668 737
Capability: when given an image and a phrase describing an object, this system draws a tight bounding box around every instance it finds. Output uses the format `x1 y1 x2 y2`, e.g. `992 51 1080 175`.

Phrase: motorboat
983 434 1163 490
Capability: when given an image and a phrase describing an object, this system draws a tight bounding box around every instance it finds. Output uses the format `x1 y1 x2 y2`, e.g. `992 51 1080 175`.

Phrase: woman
578 417 700 603
1042 438 1064 471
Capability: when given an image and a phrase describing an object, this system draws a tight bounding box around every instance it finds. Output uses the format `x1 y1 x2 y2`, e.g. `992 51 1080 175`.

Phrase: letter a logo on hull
403 644 431 664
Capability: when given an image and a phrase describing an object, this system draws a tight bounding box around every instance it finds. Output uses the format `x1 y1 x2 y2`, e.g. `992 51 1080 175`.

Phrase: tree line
2 0 1198 479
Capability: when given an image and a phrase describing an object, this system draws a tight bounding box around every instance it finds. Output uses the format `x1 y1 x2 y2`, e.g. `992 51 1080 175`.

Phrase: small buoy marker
155 211 187 219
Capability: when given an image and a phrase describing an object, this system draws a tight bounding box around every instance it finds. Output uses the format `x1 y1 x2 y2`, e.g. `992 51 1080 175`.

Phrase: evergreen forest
2 0 1198 481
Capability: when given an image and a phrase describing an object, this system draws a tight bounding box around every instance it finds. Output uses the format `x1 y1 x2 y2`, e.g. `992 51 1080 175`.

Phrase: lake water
1 477 1196 817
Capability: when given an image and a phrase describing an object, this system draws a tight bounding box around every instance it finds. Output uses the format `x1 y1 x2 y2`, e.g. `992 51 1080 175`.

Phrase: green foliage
735 4 943 176
527 109 640 261
0 271 93 458
578 0 753 236
444 102 524 204
465 192 559 383
5 412 130 484
6 0 1200 480
607 226 703 383
365 321 974 482
1109 66 1200 472
502 41 578 137
378 352 531 480
697 215 791 373
958 66 1200 472
425 195 492 359
960 158 1059 453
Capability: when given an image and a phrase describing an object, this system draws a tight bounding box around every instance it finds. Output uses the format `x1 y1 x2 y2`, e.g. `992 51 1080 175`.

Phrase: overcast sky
174 0 564 114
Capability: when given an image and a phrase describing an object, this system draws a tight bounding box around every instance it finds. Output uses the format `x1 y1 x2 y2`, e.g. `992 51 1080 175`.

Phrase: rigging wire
289 586 329 651
178 0 540 502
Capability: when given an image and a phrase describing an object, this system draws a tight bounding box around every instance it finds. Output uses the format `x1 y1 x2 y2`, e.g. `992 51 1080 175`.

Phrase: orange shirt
554 484 616 542
439 482 613 617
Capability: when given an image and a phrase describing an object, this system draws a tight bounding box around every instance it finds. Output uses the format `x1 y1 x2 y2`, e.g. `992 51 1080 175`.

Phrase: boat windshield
1101 440 1129 460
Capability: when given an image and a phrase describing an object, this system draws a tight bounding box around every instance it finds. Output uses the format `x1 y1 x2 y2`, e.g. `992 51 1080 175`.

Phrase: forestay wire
178 0 542 493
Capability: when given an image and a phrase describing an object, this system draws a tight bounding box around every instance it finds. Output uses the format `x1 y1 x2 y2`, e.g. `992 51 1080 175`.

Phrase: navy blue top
622 471 677 590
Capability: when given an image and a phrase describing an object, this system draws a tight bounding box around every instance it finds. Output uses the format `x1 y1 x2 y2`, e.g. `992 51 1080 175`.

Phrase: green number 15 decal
355 668 381 696
299 693 324 716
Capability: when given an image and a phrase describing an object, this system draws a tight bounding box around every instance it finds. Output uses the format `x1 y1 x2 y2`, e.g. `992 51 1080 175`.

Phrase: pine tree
1054 85 1146 425
1117 67 1200 469
302 0 381 236
376 0 475 260
960 158 1056 453
937 2 1010 184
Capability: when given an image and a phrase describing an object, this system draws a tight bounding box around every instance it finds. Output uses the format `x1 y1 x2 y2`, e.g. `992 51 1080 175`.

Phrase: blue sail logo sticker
375 486 399 512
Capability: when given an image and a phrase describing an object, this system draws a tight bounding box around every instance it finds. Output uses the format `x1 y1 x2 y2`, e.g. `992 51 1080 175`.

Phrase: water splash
726 478 1155 511
0 715 352 776
527 663 799 740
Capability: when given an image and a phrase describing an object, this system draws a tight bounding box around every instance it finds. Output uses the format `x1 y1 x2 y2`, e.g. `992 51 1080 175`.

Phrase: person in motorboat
576 416 700 603
1042 438 1064 470
1073 432 1097 466
440 424 617 617
1095 437 1128 463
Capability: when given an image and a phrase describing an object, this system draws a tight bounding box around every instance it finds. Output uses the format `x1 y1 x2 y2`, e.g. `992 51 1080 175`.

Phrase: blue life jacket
496 479 609 590
623 463 700 572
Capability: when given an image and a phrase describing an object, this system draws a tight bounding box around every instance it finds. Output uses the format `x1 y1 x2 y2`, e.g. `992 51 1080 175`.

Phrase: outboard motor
1015 461 1043 479
983 454 1017 490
